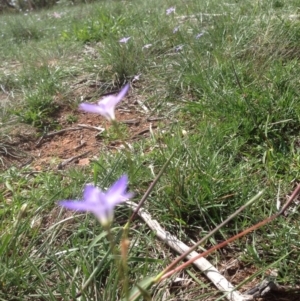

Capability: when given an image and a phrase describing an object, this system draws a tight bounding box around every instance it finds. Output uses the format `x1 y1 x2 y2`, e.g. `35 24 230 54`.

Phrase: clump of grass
9 64 67 129
5 18 43 43
61 8 125 43
1 0 300 300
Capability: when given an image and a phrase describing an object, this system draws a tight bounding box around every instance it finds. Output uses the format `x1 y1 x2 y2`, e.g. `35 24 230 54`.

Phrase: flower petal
108 175 128 195
119 37 131 43
166 7 175 15
93 205 113 225
83 185 103 204
79 84 129 121
116 83 130 102
79 103 103 114
97 102 115 120
107 175 134 205
59 200 92 212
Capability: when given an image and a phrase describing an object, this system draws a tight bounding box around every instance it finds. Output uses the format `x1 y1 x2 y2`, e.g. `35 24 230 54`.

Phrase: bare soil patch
1 94 162 170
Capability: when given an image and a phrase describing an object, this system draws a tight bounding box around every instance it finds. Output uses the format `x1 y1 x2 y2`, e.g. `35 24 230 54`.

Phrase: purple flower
166 7 175 15
79 83 130 121
119 37 131 43
133 74 141 82
142 43 152 50
175 45 184 52
196 32 204 39
52 12 62 18
59 175 134 225
173 26 179 33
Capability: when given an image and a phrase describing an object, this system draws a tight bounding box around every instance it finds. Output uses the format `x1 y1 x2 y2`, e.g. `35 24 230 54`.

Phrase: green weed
1 0 300 300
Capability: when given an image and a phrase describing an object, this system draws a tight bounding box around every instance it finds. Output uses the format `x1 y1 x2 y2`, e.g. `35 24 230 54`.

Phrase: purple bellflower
173 26 179 33
166 7 175 15
59 175 134 226
196 32 204 39
79 83 130 121
142 43 152 50
119 37 131 43
175 44 184 52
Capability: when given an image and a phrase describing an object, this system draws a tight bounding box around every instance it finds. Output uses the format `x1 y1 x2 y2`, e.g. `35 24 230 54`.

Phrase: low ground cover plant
0 0 300 300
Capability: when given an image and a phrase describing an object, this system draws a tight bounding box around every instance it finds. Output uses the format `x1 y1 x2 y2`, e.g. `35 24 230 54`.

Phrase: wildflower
79 83 130 121
59 175 134 226
119 37 131 43
173 26 179 33
166 7 175 15
175 45 184 52
52 12 62 18
196 32 204 39
142 43 152 50
133 74 141 82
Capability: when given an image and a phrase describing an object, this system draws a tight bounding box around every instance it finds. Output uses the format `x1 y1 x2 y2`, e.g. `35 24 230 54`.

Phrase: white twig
77 124 105 132
136 99 149 113
126 201 252 301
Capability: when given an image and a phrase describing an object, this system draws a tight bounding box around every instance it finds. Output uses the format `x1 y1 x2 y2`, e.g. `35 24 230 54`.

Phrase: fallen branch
131 125 158 139
126 183 300 300
57 151 90 169
73 141 87 151
44 127 82 137
160 184 300 296
36 127 81 146
77 124 105 132
245 277 300 299
121 119 140 125
125 200 249 301
36 125 104 147
136 99 149 113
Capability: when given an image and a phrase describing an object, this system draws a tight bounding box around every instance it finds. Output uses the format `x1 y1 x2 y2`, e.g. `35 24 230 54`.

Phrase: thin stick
160 183 300 281
158 190 264 279
231 61 243 91
126 201 249 301
45 127 82 137
279 183 300 214
57 151 90 169
36 125 104 147
77 124 105 132
36 127 81 147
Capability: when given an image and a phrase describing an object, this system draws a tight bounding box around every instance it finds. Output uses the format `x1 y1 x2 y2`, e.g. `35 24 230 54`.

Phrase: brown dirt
1 93 163 170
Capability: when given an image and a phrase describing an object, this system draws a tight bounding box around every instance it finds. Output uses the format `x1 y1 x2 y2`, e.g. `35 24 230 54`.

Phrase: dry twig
126 183 300 301
57 151 90 169
126 200 250 301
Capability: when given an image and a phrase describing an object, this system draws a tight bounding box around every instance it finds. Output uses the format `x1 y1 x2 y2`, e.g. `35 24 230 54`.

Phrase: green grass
1 0 300 300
